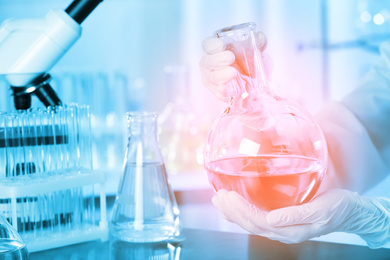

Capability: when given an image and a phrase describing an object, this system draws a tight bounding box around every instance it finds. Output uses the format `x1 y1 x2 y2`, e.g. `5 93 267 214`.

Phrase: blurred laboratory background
1 0 390 247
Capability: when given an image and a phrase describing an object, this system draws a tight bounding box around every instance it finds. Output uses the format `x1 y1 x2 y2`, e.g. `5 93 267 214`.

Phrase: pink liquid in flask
205 155 326 211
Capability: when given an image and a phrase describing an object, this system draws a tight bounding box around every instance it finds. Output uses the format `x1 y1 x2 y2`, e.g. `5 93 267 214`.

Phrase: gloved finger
212 193 232 222
212 190 239 223
213 190 313 243
212 189 229 206
267 189 355 227
217 191 277 236
267 222 327 243
209 84 233 102
225 194 296 241
262 190 368 244
266 203 320 227
225 208 269 236
227 191 268 226
212 190 258 229
256 31 267 52
202 36 225 54
201 51 235 71
200 64 236 99
211 190 227 213
207 67 237 85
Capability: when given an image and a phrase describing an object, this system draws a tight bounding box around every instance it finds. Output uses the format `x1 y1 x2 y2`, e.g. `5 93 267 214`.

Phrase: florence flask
203 23 328 211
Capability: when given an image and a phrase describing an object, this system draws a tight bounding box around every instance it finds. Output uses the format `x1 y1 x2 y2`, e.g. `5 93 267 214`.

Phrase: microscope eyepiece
65 0 103 24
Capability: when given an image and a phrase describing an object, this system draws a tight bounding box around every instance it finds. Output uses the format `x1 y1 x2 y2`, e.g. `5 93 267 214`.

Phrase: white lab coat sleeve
316 42 390 193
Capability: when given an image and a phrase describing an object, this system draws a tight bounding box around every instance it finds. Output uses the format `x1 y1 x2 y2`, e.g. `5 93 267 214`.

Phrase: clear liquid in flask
110 162 181 243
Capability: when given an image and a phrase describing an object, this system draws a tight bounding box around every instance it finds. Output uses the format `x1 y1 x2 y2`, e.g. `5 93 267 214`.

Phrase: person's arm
201 34 390 249
317 42 390 193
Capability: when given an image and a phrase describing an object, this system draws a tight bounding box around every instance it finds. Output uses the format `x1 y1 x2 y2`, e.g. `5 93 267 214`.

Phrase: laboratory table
29 228 390 260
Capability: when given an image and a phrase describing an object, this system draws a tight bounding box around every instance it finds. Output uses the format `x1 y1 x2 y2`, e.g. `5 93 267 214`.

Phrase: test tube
0 112 7 178
65 104 78 170
48 107 59 171
21 111 33 175
6 114 18 177
77 104 93 170
37 109 50 172
30 108 44 174
37 194 43 238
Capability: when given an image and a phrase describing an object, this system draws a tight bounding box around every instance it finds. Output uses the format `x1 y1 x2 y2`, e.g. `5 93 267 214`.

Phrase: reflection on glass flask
0 213 29 260
0 104 108 252
158 65 204 175
203 23 328 211
111 112 182 243
206 155 326 211
110 239 182 260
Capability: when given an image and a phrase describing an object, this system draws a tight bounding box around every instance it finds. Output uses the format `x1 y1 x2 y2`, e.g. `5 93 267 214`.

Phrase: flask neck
126 112 162 163
215 23 274 99
127 113 158 138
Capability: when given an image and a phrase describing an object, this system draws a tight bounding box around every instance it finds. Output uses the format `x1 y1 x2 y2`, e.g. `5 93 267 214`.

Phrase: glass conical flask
0 214 29 259
204 23 328 211
110 112 182 243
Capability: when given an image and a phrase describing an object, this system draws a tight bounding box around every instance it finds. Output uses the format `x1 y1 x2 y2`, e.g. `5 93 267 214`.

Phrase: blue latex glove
212 189 390 249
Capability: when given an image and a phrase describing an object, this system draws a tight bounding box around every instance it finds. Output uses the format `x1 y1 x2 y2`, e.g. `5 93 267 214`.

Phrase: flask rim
214 22 257 38
126 111 158 121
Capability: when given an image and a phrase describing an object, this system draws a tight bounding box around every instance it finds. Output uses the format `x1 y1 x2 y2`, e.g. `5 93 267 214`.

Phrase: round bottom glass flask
110 112 181 242
203 23 328 211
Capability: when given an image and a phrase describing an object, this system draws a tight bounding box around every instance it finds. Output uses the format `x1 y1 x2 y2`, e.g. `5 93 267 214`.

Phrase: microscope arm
0 0 103 109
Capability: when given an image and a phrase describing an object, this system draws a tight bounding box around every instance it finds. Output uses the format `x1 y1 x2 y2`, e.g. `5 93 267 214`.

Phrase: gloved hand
199 31 270 102
212 189 390 249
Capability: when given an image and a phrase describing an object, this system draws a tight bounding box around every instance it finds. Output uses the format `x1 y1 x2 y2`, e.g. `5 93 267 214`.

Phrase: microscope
0 0 103 110
0 2 106 241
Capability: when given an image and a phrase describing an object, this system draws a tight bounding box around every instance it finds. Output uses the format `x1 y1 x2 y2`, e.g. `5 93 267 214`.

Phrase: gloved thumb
266 205 310 227
202 36 225 54
266 189 358 227
266 197 329 227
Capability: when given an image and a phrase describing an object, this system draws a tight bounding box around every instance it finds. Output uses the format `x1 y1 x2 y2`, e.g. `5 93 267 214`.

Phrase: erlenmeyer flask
0 214 29 259
110 112 181 243
204 23 328 211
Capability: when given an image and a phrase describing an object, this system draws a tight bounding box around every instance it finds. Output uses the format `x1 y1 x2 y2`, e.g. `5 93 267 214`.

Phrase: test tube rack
0 169 108 252
0 104 109 252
